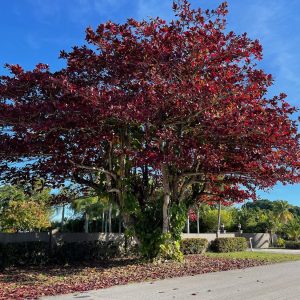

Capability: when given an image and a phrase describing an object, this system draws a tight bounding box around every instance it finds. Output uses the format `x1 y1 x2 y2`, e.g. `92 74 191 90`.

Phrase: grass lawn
206 251 300 263
1 252 300 299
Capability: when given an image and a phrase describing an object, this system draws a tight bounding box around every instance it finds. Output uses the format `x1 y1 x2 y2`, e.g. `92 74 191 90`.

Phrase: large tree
0 1 299 247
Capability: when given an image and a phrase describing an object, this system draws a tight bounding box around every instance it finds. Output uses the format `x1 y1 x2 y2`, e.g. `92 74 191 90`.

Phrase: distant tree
265 211 285 245
284 218 300 241
237 207 269 233
272 200 294 224
200 206 234 232
241 199 295 235
70 193 116 233
243 199 274 211
0 185 52 232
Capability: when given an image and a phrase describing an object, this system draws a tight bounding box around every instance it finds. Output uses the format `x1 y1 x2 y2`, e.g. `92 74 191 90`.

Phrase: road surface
43 261 300 300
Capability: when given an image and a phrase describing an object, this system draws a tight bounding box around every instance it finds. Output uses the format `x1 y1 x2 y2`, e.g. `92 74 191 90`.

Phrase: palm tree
267 201 294 246
272 200 293 224
71 194 105 233
284 219 300 241
71 192 119 234
266 212 282 246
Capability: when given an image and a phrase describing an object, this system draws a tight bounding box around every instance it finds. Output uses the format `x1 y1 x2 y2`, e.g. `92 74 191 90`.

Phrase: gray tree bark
102 210 105 233
197 209 200 234
217 200 221 238
161 164 171 233
108 203 112 233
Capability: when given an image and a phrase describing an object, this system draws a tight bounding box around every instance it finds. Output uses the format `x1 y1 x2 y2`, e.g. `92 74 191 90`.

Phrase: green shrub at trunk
133 201 187 261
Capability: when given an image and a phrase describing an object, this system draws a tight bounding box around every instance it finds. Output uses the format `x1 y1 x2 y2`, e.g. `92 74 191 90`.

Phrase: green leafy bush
276 237 286 248
210 237 247 253
158 233 184 262
285 241 300 249
1 242 50 266
133 200 187 260
133 197 164 259
180 238 208 254
169 203 187 241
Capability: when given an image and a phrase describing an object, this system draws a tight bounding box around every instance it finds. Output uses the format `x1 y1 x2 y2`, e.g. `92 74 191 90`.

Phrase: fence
183 233 271 248
0 232 271 248
0 232 125 245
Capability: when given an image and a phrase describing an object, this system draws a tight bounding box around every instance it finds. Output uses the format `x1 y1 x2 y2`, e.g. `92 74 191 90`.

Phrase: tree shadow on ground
0 257 141 285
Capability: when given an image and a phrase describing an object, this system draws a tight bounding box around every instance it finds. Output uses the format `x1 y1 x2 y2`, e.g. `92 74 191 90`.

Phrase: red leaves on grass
0 256 268 300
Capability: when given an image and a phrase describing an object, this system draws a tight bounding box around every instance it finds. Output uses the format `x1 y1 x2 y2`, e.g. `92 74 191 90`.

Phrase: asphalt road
43 261 300 300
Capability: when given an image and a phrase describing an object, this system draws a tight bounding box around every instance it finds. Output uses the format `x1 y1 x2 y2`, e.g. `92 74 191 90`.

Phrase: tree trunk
121 211 133 230
197 209 200 234
102 210 105 233
217 200 221 238
61 204 65 230
108 203 112 233
84 212 89 233
270 231 274 246
119 216 122 234
105 211 108 234
161 164 171 233
186 213 190 234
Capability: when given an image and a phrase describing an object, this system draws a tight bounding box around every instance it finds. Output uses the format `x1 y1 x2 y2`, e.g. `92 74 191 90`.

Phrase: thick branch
73 172 100 190
70 160 117 180
107 188 121 195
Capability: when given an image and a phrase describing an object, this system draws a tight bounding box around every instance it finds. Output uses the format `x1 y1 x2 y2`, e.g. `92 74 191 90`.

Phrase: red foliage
188 209 197 222
0 1 299 205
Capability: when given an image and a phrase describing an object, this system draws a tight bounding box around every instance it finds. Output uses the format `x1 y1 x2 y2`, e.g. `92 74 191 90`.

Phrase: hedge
210 237 247 252
2 241 50 267
0 243 4 269
285 241 300 249
55 240 121 263
0 240 121 267
180 238 208 254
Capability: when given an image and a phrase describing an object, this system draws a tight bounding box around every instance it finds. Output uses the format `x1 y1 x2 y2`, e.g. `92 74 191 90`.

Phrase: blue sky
0 0 299 205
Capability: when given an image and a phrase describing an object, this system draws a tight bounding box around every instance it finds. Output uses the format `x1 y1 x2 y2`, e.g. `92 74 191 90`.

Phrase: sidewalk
251 248 300 255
